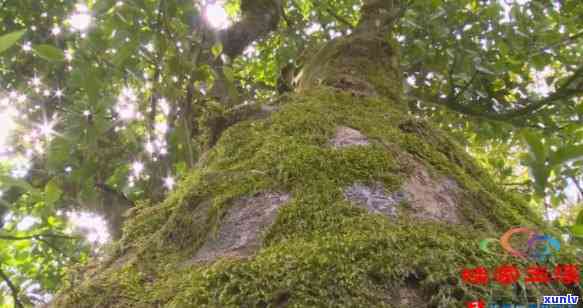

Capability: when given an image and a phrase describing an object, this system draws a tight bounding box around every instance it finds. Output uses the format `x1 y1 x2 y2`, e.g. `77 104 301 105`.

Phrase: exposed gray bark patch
331 126 369 148
403 165 461 223
192 192 290 263
380 277 427 307
344 164 461 223
343 183 404 217
397 287 425 307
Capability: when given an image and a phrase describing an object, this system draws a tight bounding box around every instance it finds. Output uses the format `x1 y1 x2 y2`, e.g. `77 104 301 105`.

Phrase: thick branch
218 0 284 58
356 0 404 35
202 1 284 105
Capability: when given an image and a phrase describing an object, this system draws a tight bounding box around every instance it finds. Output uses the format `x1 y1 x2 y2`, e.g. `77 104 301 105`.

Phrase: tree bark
50 3 579 307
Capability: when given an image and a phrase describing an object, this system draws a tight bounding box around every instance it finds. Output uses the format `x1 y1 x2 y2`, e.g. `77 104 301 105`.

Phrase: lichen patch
191 192 291 263
331 126 369 148
343 183 404 217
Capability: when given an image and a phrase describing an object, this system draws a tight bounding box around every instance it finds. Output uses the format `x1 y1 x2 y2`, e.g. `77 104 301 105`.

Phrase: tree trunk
51 4 578 308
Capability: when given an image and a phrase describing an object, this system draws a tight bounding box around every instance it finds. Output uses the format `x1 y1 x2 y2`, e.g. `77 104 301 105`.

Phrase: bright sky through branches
69 4 91 32
67 211 110 244
0 105 18 155
204 2 230 29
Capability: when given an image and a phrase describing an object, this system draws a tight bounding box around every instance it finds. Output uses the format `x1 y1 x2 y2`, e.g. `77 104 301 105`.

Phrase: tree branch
356 0 404 35
218 0 284 58
0 232 79 241
453 70 478 101
199 1 284 105
0 267 23 308
501 181 530 186
485 65 583 120
570 175 583 201
534 30 583 55
447 51 459 98
279 3 292 27
415 65 583 123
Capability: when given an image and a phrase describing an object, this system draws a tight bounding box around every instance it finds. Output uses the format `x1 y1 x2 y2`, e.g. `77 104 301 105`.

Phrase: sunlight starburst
37 118 58 140
204 2 230 29
163 176 175 190
69 4 92 32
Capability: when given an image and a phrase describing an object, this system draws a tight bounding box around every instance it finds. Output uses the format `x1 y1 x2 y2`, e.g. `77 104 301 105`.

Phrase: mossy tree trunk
52 1 579 307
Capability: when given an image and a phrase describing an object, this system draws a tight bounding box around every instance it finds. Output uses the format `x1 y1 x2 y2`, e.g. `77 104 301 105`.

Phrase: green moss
53 88 579 307
62 222 577 307
165 222 576 307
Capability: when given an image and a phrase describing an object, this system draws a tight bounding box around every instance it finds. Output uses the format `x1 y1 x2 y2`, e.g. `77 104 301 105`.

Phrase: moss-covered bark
52 16 580 308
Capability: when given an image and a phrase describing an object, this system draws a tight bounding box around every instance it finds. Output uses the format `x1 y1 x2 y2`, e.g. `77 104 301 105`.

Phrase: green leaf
429 7 446 21
575 209 583 225
78 65 103 102
530 166 550 196
571 224 583 238
0 30 26 54
0 175 33 191
211 42 223 59
549 145 583 166
33 44 65 61
93 0 116 14
521 130 547 162
550 194 562 207
475 64 495 75
44 180 62 205
223 66 234 83
175 161 188 176
46 137 70 169
520 130 551 196
479 238 499 254
225 0 241 17
112 40 138 66
106 164 130 187
297 0 313 17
